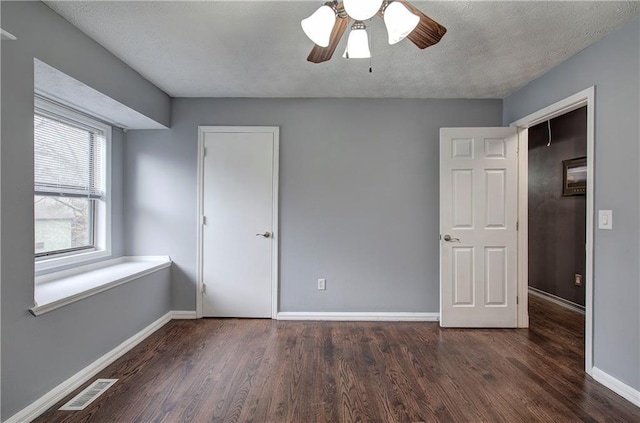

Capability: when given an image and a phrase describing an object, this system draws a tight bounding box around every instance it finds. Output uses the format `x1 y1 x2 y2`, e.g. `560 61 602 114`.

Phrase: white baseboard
592 367 640 407
170 310 197 319
528 286 585 314
5 312 173 423
276 312 439 322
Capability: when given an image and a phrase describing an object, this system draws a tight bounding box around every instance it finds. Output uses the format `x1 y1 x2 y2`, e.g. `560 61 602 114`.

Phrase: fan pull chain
369 20 373 73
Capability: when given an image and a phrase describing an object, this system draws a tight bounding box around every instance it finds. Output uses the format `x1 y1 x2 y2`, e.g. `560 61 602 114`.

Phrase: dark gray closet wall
528 107 587 306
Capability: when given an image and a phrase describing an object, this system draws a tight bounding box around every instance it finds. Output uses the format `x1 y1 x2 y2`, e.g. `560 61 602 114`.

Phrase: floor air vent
59 379 118 411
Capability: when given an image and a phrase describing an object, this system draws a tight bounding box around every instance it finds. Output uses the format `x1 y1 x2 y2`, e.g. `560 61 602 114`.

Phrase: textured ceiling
45 1 640 98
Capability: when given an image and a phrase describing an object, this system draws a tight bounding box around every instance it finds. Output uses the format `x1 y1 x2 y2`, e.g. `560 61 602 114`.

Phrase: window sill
30 256 171 316
35 249 112 275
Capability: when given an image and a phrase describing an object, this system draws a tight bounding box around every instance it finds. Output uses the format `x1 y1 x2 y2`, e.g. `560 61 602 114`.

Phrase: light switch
598 210 613 230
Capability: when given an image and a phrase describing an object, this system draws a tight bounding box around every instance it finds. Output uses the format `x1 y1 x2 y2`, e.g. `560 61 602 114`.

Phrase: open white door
440 128 518 327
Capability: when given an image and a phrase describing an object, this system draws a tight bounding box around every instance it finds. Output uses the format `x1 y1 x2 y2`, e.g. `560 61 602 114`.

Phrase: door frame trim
510 86 595 374
196 126 280 319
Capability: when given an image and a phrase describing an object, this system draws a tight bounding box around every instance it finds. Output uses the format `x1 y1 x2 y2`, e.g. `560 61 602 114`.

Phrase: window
34 97 111 270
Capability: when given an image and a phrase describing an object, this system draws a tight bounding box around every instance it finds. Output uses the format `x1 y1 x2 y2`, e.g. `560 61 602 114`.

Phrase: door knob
256 231 272 238
443 234 460 242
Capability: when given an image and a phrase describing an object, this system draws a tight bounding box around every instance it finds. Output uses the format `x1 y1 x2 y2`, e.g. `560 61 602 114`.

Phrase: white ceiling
45 1 640 98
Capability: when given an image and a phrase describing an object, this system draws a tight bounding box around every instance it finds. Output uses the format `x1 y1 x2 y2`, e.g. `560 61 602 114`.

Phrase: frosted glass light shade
384 1 420 45
342 27 371 59
301 5 336 47
343 0 384 21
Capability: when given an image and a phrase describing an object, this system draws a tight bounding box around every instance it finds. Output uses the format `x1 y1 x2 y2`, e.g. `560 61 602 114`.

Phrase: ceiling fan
301 0 447 63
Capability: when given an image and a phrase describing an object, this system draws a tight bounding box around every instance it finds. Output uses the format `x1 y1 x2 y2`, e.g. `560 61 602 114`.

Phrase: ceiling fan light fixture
342 21 371 59
301 4 337 47
305 0 447 64
383 1 420 45
343 0 384 21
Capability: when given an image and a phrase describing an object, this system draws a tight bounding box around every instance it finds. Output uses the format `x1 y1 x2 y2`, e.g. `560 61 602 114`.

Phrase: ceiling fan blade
307 14 349 63
399 0 447 50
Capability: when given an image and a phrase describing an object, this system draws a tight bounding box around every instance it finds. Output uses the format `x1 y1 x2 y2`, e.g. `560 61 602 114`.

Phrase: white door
200 128 278 318
440 128 518 327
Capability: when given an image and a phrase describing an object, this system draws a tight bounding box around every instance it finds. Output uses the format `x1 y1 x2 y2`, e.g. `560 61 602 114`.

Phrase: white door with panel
440 128 518 327
201 128 277 318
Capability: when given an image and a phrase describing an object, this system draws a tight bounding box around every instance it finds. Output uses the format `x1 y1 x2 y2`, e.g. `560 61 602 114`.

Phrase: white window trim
34 97 112 275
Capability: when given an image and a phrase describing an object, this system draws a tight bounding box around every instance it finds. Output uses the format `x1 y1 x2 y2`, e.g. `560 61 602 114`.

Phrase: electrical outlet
575 273 583 286
317 278 326 290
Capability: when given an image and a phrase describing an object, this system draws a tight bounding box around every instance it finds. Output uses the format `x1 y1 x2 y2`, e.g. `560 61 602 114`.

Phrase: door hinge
516 221 519 231
517 296 519 305
203 147 207 157
202 216 207 225
202 282 206 294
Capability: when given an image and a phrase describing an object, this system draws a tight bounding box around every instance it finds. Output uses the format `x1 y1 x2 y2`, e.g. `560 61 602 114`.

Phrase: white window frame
34 97 112 274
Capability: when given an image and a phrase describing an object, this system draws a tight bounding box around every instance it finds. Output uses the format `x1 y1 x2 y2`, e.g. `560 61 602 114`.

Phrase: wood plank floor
35 296 639 422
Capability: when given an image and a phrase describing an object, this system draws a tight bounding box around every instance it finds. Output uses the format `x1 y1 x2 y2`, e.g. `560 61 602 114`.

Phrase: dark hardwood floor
35 296 639 422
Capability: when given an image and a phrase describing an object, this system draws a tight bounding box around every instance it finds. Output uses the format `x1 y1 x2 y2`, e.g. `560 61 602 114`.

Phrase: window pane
35 195 93 255
34 113 106 199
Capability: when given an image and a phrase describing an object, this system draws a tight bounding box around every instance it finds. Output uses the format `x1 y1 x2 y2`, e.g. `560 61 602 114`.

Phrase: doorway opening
511 86 595 374
526 107 587 368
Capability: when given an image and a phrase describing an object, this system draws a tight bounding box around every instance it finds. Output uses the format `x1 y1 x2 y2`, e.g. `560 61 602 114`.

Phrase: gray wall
124 98 503 313
528 107 586 306
1 2 172 419
504 18 640 391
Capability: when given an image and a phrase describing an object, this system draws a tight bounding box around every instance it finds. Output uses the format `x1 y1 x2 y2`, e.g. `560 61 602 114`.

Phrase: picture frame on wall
562 157 587 196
